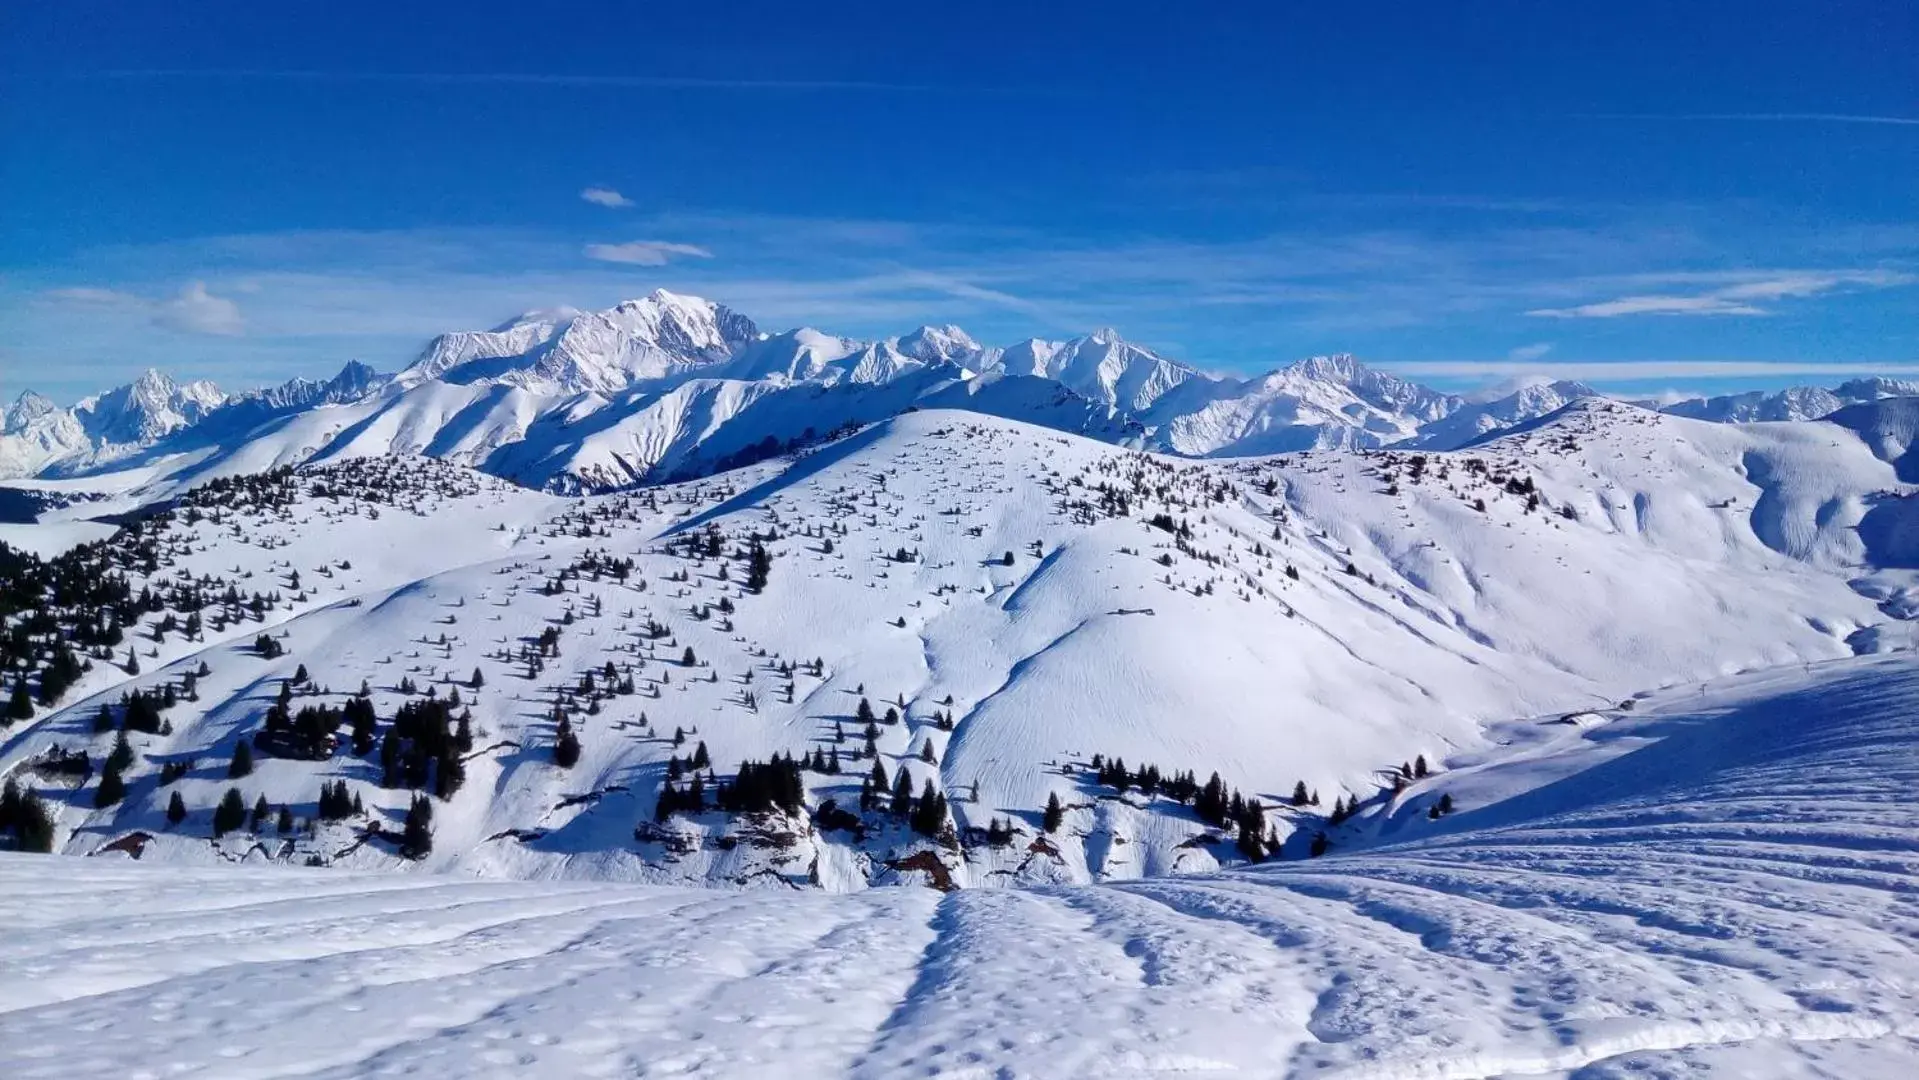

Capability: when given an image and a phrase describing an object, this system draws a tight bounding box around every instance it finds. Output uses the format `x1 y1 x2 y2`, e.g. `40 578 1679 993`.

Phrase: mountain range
6 289 1918 496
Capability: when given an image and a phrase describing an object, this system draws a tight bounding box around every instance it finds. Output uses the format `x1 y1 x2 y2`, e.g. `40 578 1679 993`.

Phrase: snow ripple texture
3 657 1914 1079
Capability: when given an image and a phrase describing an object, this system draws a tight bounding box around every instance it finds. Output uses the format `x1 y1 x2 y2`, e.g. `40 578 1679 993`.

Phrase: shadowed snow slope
2 653 1913 1078
4 404 1917 892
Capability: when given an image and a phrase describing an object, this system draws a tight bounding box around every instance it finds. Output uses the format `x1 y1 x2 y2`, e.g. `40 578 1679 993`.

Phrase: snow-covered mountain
0 363 404 482
1660 376 1919 424
1414 379 1601 449
1 369 227 479
10 290 1919 507
71 368 227 447
1142 353 1464 455
398 290 760 394
2 292 1487 497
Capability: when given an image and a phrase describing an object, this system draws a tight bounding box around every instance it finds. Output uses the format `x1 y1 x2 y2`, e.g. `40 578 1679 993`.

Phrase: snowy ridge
11 290 1919 498
2 652 1913 1077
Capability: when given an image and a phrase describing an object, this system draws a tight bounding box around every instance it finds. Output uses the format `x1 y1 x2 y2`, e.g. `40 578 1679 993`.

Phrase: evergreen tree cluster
1088 754 1273 861
0 778 55 852
715 754 805 816
378 698 471 798
316 779 361 821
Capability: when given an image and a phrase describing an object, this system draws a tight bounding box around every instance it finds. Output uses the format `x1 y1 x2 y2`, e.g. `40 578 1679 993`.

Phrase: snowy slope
2 652 1913 1078
3 401 1914 893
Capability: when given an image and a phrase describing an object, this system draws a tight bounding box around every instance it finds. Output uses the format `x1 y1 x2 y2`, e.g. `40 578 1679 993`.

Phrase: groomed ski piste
2 653 1914 1078
2 400 1917 1076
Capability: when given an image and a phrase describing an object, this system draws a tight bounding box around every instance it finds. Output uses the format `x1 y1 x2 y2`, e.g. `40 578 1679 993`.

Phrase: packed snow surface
2 654 1915 1078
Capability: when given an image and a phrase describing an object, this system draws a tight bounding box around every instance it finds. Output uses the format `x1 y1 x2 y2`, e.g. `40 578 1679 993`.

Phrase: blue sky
2 1 1915 403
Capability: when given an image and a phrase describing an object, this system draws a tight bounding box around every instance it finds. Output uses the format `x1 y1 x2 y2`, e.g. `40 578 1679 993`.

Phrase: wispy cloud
1387 360 1919 383
42 281 244 336
582 240 713 266
57 69 950 93
1526 270 1915 318
10 207 1919 400
580 187 633 209
1593 112 1919 127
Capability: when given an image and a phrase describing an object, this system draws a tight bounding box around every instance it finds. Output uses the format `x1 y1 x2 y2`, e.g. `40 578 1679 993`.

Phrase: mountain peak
405 291 761 395
1283 353 1368 383
894 324 982 364
4 389 59 434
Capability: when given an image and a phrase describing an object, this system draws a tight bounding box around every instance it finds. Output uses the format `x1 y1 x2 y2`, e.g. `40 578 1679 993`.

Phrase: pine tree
1291 780 1310 807
107 730 135 774
890 769 915 818
745 539 771 593
435 749 466 799
212 788 247 837
276 804 294 834
165 790 187 826
251 794 271 832
228 740 253 779
94 765 126 809
400 794 434 859
1414 754 1429 778
1042 792 1064 833
911 779 947 837
553 715 581 768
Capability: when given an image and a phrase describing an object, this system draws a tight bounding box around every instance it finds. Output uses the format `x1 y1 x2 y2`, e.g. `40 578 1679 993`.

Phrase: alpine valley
3 292 1917 1077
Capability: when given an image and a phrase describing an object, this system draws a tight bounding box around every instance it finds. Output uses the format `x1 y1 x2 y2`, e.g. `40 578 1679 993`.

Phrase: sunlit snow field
4 654 1914 1079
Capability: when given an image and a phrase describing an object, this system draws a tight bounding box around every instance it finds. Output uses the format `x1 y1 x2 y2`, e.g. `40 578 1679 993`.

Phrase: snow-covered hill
4 650 1913 1078
3 400 1915 894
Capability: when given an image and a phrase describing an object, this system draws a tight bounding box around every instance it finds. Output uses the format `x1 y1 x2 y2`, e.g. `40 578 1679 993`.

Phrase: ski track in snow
3 654 1916 1078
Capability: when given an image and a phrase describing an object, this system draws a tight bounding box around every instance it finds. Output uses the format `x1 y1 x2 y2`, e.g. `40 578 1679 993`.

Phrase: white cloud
1527 270 1913 319
1598 112 1919 127
42 281 243 336
158 281 245 336
1507 342 1553 362
580 187 634 209
1385 360 1919 383
42 286 140 307
1528 294 1767 318
582 240 714 266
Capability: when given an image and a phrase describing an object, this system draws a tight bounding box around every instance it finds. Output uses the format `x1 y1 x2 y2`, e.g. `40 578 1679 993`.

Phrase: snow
17 290 1919 502
0 520 118 557
3 366 1919 1075
4 401 1915 896
3 653 1913 1077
